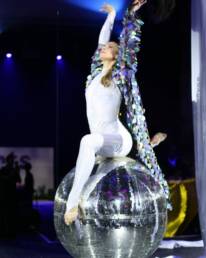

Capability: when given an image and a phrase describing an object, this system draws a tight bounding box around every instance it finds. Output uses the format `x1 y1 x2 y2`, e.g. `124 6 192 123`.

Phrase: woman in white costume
64 0 168 225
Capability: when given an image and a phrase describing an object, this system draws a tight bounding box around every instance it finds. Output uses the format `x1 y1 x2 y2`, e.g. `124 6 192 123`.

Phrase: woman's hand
100 3 116 15
130 0 147 13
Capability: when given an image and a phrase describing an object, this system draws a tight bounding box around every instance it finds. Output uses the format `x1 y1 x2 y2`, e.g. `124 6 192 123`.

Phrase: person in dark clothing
0 152 17 239
23 163 34 209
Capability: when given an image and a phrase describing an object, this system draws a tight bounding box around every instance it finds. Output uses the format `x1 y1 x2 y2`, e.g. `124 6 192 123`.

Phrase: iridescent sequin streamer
85 8 172 210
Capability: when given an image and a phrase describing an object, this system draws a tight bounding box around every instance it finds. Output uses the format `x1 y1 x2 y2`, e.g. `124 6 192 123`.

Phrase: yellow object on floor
164 178 198 237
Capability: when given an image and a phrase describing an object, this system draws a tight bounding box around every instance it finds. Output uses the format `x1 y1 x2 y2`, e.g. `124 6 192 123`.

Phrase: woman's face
100 42 118 61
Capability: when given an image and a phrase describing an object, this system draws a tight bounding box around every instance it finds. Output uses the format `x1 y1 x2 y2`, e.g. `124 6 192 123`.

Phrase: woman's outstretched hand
130 0 147 13
99 3 116 15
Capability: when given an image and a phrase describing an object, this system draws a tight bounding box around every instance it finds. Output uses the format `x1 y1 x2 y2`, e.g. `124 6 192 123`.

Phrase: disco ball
54 156 167 258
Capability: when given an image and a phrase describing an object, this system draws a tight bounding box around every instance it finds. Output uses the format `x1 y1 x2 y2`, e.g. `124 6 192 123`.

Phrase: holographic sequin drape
85 8 172 210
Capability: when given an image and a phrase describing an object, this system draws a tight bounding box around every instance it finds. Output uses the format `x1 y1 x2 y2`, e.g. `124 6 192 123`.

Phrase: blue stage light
6 53 12 58
67 0 125 14
56 55 62 60
168 157 177 167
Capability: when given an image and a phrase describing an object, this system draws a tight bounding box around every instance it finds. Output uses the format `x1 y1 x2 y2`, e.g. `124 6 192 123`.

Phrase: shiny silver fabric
191 0 206 249
54 157 167 258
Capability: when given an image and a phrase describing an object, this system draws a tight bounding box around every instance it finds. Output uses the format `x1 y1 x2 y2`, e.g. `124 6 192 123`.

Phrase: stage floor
0 231 205 258
1 201 204 258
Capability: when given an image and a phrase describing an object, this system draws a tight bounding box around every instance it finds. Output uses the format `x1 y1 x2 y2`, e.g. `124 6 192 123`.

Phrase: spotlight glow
56 55 62 60
6 53 12 58
67 0 124 14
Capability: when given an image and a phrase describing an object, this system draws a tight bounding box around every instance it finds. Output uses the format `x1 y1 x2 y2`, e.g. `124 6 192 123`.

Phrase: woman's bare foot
64 206 78 225
150 132 167 147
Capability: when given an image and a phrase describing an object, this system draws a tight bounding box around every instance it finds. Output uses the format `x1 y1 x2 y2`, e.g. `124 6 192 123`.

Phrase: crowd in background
0 152 34 239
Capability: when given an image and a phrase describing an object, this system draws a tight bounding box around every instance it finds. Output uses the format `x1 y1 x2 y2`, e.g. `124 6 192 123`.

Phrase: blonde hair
101 41 119 87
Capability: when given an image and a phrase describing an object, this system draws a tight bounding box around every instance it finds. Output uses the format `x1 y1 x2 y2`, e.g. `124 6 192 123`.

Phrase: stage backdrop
191 0 206 249
0 147 54 197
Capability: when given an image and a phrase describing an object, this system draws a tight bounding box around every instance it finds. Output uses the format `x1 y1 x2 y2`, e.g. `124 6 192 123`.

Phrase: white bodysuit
85 67 133 157
66 12 133 212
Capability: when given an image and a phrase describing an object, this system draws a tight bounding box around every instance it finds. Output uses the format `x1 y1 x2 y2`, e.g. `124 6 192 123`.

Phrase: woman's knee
80 133 104 152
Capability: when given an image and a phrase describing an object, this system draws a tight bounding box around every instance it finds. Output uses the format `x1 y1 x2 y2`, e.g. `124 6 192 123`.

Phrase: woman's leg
65 133 104 213
64 130 168 224
65 132 124 212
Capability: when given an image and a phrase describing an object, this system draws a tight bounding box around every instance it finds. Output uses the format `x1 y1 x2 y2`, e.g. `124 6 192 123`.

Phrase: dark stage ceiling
0 0 127 31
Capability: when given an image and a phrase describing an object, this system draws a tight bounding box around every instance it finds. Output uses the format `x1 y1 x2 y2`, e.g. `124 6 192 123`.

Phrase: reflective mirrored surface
54 157 167 258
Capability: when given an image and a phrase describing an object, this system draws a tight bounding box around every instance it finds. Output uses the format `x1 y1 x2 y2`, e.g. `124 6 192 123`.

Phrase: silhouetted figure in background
15 161 34 229
14 161 22 188
0 152 17 239
23 163 34 210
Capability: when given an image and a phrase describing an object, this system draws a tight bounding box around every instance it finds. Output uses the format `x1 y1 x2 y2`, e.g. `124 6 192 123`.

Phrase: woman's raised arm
116 0 146 72
98 6 116 45
90 4 116 75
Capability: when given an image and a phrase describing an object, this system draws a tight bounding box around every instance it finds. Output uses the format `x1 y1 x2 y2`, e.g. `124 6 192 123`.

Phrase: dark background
0 0 192 187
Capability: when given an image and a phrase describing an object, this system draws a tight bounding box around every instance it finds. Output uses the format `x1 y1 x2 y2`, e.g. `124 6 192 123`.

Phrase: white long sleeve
98 11 116 45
